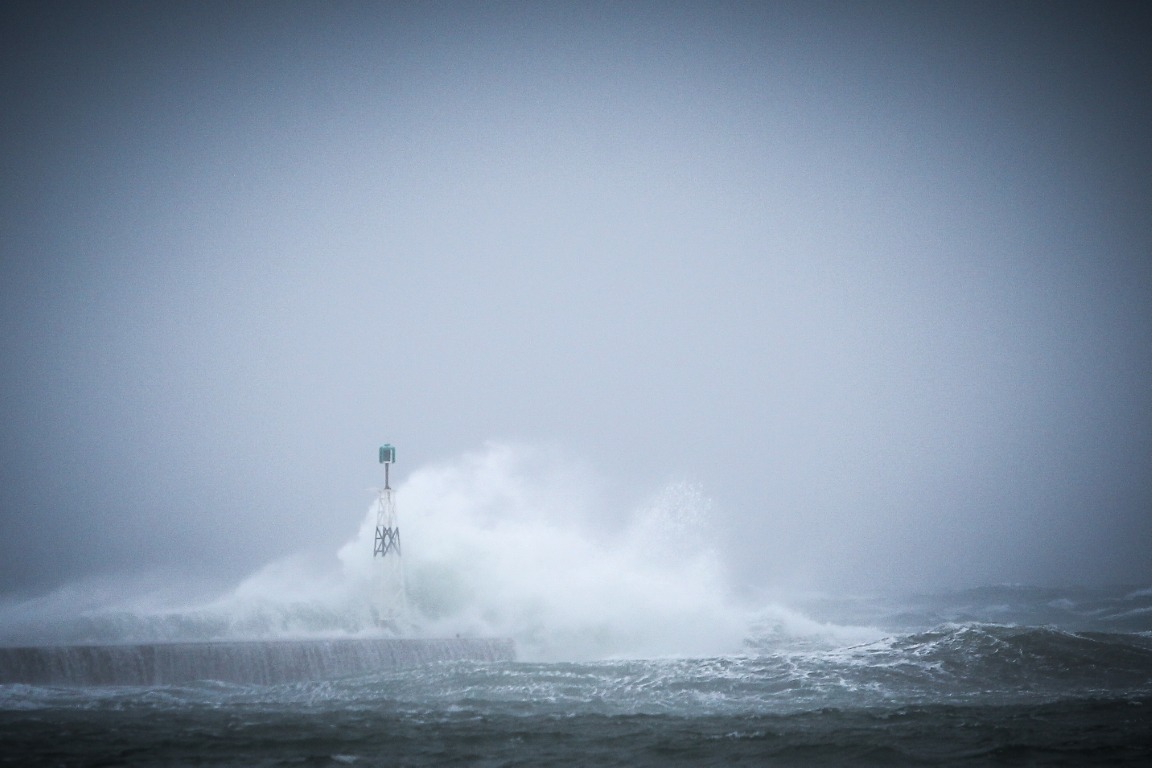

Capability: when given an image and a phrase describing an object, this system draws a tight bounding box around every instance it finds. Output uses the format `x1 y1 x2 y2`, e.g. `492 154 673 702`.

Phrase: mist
1 1 1149 605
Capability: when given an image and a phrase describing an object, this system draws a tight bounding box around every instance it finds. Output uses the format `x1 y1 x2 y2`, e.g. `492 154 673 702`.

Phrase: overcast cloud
1 1 1149 599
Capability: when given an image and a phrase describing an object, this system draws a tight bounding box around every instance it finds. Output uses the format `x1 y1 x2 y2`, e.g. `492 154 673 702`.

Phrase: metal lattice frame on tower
373 444 408 629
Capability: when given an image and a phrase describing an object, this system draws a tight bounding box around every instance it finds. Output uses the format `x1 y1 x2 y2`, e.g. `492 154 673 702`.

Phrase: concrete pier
0 637 515 685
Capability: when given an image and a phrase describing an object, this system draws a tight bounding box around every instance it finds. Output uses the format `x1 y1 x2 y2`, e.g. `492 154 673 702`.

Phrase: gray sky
2 1 1149 600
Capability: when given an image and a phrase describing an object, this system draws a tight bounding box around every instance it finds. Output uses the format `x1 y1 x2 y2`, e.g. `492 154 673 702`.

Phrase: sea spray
0 444 758 658
1 444 961 657
342 443 750 659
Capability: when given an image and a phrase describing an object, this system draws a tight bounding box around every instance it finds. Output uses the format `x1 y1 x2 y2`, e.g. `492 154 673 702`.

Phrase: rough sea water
2 452 1150 765
2 586 1151 766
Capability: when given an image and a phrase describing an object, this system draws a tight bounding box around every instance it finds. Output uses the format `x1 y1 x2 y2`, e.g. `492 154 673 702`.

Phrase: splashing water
339 443 751 659
0 444 786 659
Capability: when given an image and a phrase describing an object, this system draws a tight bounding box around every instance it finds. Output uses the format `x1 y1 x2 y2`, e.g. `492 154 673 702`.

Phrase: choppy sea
2 584 1151 766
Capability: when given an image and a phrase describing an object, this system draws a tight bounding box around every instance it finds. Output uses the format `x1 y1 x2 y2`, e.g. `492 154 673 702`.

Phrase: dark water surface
3 697 1150 767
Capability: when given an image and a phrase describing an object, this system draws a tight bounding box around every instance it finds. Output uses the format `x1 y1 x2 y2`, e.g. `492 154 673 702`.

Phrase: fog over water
1 1 1150 613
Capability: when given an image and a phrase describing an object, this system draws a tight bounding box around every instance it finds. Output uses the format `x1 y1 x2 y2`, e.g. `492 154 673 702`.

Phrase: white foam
0 445 745 658
342 443 749 660
0 443 883 661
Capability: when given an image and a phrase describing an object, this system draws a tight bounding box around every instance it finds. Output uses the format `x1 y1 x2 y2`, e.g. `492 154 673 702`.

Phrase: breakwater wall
0 637 515 686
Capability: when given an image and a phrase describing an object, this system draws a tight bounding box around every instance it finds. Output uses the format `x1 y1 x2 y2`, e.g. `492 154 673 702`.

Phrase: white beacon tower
373 444 408 630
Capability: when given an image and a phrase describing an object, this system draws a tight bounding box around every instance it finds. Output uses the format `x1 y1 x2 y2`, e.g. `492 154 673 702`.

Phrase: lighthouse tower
373 444 408 630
